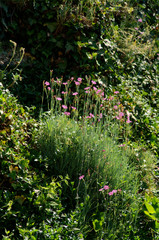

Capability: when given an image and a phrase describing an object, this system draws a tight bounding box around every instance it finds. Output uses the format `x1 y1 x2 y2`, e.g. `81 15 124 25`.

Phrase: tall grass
38 74 156 238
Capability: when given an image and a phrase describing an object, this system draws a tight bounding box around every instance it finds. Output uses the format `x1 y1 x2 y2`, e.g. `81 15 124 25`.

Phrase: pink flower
108 191 114 196
93 87 97 91
61 91 68 94
85 91 90 93
89 113 95 118
56 97 62 101
63 82 68 85
103 185 109 190
112 190 117 194
62 105 68 109
119 112 124 118
99 113 103 118
71 106 76 110
48 87 51 90
126 117 132 123
79 175 84 180
101 92 104 97
102 149 105 152
96 89 102 94
71 77 74 80
99 188 104 192
138 18 142 22
126 112 132 123
74 81 80 85
114 91 119 94
45 81 50 86
114 105 118 110
91 80 96 85
64 112 70 116
84 87 90 90
118 189 122 192
135 27 139 30
77 77 82 82
86 116 91 119
72 92 78 96
119 144 125 147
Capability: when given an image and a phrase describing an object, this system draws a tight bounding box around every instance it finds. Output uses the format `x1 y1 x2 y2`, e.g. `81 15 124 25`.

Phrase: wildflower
89 113 94 118
85 91 90 94
100 104 103 107
138 18 142 22
45 81 50 86
62 105 68 109
71 106 76 110
79 175 84 180
103 185 109 190
126 111 132 123
91 80 97 85
77 77 82 82
74 81 80 85
134 27 138 30
84 87 90 90
56 97 62 101
114 91 119 94
99 188 103 192
72 92 78 96
96 89 102 94
64 112 70 116
102 149 105 152
61 91 68 94
119 112 124 118
100 113 103 118
57 80 61 84
63 82 68 85
112 190 117 194
108 191 114 196
71 77 74 80
114 105 118 110
48 87 51 90
86 116 91 119
118 189 122 192
93 87 97 91
119 144 125 147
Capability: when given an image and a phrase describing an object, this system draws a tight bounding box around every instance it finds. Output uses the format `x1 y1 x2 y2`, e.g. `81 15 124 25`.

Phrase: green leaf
145 202 156 214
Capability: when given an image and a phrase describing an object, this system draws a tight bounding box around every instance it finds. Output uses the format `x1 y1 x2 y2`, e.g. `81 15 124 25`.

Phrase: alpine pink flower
74 81 80 85
71 106 76 110
84 87 90 90
77 77 82 82
62 105 67 109
56 97 62 101
64 112 70 116
91 80 96 85
45 81 50 86
79 175 84 180
72 92 78 96
103 185 109 190
138 18 142 22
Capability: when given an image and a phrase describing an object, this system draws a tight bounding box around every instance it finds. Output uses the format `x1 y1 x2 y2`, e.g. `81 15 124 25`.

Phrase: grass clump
38 75 157 239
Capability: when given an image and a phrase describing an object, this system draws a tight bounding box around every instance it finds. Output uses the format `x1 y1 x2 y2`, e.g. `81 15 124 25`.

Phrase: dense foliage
0 0 159 239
